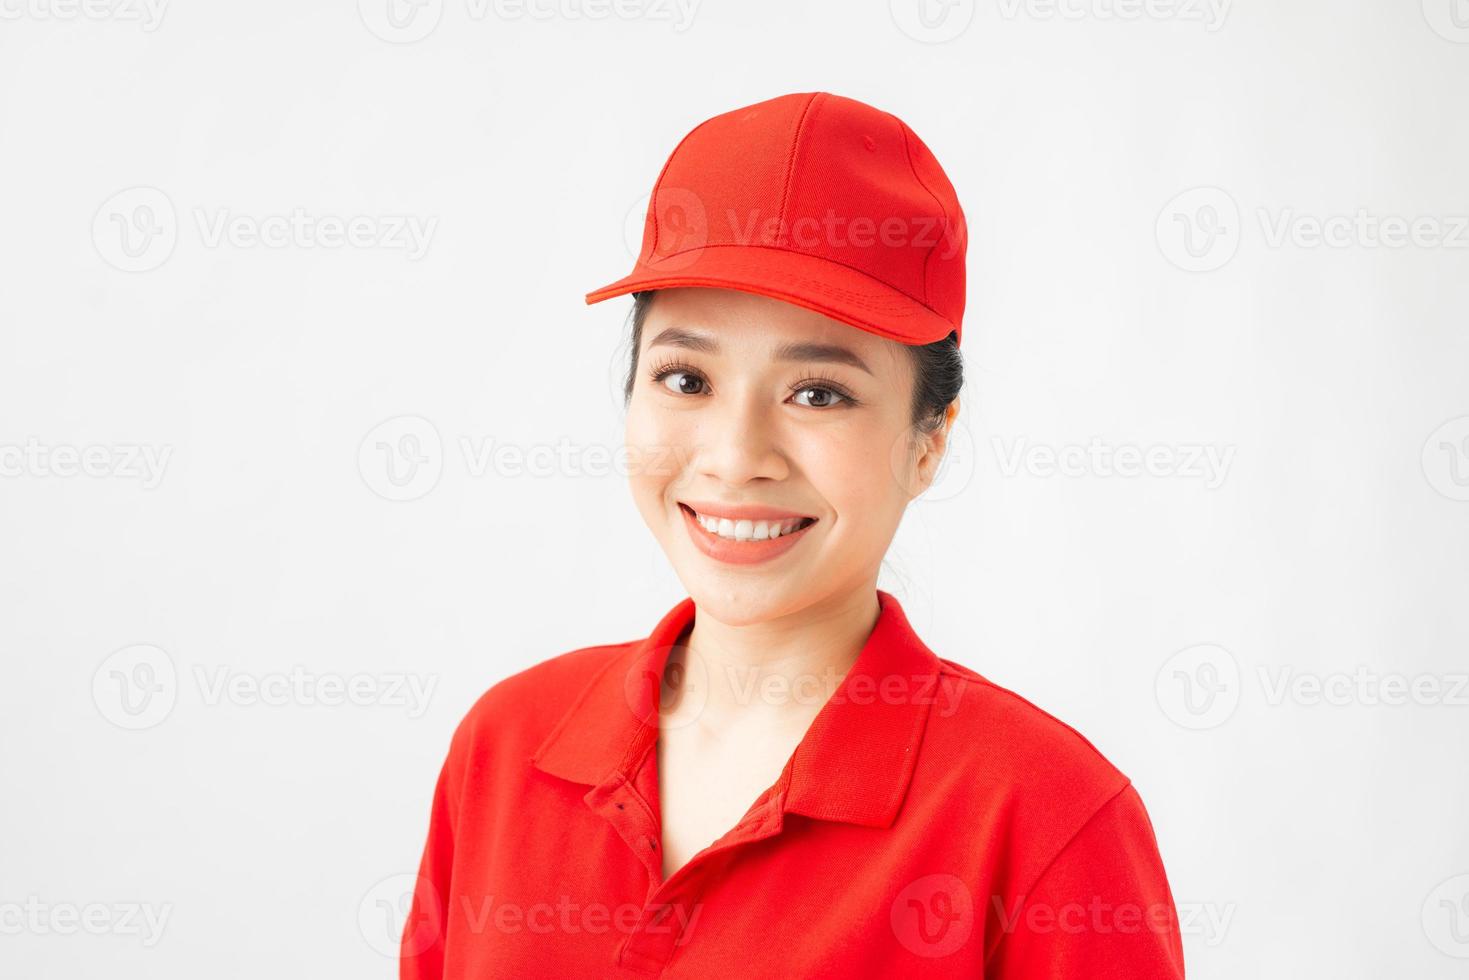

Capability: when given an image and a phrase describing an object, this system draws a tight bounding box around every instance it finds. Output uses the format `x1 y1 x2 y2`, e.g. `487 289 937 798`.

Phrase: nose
691 387 790 488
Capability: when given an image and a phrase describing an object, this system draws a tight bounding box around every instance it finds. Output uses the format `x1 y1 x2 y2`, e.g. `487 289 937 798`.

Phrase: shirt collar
530 589 941 829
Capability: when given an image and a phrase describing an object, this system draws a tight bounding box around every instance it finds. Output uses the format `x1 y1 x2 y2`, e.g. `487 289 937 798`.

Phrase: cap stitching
894 116 947 311
776 92 824 247
648 115 717 261
634 242 955 323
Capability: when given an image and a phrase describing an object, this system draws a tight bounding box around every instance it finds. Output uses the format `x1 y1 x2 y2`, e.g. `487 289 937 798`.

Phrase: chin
676 572 811 627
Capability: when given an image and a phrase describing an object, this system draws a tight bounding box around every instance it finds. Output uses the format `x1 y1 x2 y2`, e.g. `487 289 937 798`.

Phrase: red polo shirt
401 589 1185 978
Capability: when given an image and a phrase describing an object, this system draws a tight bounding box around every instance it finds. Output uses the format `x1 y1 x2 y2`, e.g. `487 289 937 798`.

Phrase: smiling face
624 286 952 626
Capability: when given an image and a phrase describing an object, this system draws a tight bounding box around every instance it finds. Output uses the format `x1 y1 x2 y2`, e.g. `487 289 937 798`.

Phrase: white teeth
694 511 810 541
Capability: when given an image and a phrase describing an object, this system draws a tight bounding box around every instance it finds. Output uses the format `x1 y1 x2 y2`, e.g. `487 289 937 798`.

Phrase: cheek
801 428 909 538
624 396 689 513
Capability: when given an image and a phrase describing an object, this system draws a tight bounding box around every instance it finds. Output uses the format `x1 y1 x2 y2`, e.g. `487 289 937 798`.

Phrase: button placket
616 789 790 971
585 774 663 884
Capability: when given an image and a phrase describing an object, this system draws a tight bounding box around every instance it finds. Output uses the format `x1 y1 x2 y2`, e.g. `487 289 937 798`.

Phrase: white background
2 0 1468 977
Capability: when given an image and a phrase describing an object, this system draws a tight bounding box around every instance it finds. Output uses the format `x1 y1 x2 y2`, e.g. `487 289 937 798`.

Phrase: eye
790 385 849 409
788 373 858 409
649 360 708 396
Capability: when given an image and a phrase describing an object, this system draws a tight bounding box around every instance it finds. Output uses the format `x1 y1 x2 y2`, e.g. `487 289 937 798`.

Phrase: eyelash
647 358 859 408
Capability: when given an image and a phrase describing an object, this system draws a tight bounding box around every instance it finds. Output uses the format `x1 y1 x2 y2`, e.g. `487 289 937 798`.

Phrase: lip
677 500 817 522
678 502 819 566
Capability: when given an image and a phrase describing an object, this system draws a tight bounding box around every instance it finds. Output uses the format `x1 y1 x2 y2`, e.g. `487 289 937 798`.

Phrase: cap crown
635 91 968 343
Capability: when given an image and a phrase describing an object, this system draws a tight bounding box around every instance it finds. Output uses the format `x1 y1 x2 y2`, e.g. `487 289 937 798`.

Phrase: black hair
620 290 963 433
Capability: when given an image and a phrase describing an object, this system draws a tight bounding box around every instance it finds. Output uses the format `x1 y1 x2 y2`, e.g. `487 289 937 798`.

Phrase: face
624 286 952 626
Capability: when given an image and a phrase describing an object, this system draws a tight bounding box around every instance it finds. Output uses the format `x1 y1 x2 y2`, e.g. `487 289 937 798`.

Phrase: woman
401 91 1186 978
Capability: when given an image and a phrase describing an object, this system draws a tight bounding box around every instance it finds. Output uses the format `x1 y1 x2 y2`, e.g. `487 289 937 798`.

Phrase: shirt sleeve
399 738 460 980
985 782 1186 979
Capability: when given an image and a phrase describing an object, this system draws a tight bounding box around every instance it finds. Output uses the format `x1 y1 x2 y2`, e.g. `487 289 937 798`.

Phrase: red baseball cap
585 91 968 347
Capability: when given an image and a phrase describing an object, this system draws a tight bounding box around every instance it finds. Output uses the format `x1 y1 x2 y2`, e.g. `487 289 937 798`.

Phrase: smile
677 502 819 566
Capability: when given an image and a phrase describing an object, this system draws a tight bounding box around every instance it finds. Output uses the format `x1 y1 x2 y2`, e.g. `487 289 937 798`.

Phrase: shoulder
920 658 1139 880
442 639 632 761
930 657 1130 797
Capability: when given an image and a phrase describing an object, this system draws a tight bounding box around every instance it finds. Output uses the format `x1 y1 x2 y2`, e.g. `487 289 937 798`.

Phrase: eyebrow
646 327 873 376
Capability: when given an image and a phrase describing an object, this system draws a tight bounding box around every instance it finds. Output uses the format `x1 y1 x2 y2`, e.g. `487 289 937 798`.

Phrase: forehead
641 286 904 372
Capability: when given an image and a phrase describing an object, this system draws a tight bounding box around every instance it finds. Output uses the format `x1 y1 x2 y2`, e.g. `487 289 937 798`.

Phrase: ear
909 399 958 499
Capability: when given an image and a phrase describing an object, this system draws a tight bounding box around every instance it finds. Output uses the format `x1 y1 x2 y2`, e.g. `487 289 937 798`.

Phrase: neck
662 583 882 735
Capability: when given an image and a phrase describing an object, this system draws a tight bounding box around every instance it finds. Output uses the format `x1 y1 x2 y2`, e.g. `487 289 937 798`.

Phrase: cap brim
584 245 958 346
